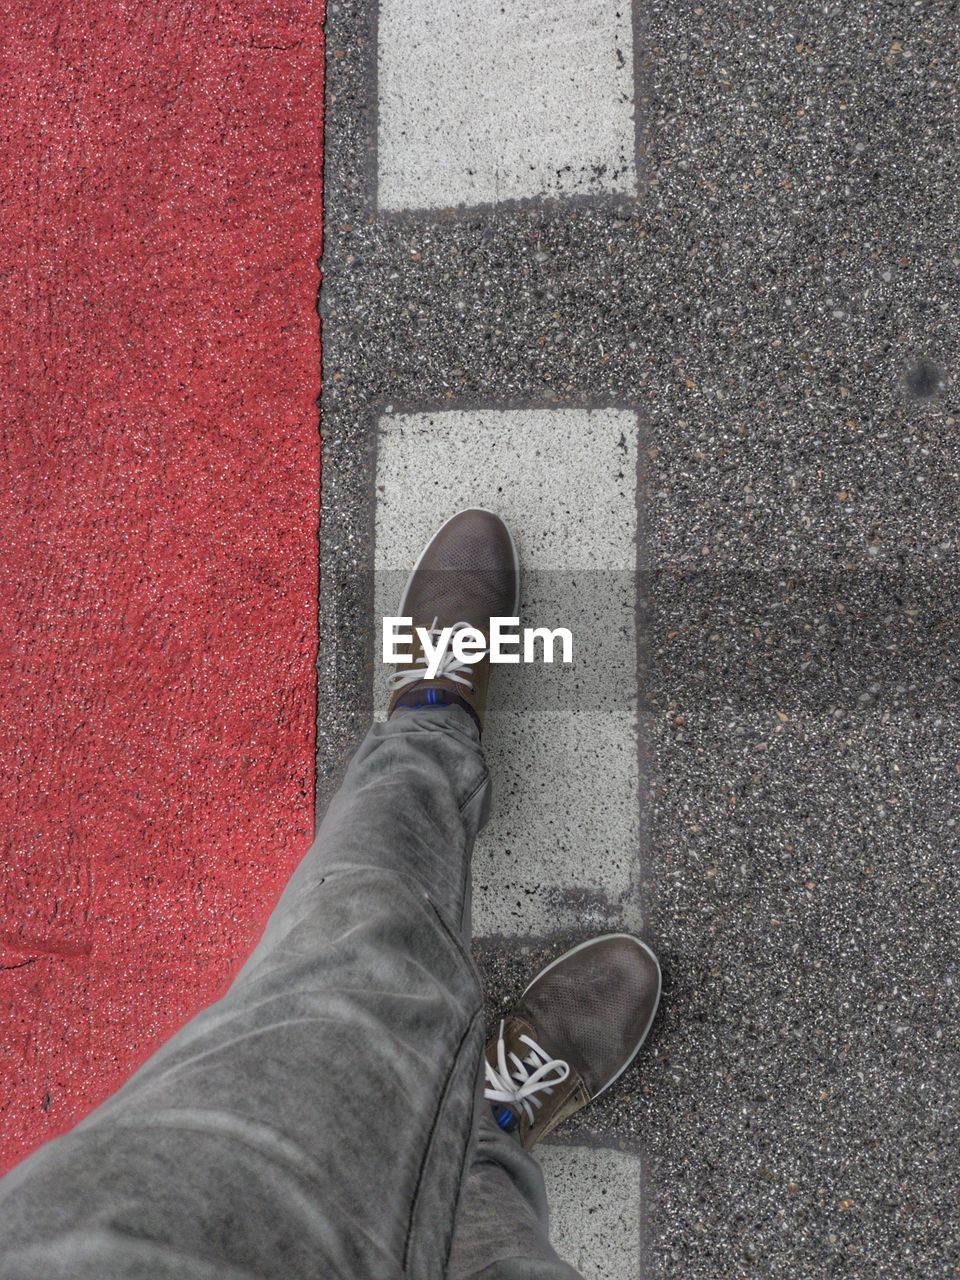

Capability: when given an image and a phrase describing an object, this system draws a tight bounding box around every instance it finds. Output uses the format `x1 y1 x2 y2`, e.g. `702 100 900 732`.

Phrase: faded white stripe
373 407 640 936
539 1144 642 1278
378 0 637 210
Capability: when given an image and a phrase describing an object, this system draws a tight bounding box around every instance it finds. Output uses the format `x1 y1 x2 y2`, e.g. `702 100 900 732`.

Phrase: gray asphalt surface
319 2 960 1275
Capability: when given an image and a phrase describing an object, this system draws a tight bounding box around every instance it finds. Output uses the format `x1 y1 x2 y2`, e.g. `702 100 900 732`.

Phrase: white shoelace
386 617 482 692
483 1019 571 1125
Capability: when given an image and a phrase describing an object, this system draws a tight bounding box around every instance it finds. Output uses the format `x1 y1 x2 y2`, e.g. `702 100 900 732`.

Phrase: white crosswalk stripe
539 1144 642 1279
377 0 637 210
373 409 645 1273
373 406 641 936
371 7 647 1267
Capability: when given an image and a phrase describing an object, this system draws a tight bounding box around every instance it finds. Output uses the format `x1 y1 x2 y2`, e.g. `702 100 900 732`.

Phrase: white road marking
539 1144 642 1278
377 0 637 210
374 407 640 935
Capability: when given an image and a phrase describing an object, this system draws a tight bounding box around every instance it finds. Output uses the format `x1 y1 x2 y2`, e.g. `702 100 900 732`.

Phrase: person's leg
0 705 489 1280
448 935 663 1280
0 507 521 1280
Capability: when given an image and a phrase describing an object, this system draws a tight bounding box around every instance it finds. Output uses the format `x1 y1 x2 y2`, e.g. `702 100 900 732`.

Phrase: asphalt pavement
319 3 959 1274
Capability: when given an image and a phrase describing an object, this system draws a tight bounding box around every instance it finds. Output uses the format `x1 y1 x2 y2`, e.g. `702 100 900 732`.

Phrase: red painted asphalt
0 1 324 1171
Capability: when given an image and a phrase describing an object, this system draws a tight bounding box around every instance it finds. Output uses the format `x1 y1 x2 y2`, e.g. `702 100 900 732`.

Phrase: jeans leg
0 706 488 1280
448 1108 584 1280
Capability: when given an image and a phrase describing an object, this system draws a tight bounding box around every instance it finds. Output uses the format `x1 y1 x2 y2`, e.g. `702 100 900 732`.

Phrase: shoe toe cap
521 933 662 1100
409 508 518 621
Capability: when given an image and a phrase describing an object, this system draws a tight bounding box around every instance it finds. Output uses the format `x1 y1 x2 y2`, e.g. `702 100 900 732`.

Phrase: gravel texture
320 1 959 1275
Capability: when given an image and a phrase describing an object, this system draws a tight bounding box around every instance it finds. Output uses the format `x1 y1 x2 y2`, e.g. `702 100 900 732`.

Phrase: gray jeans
0 707 581 1279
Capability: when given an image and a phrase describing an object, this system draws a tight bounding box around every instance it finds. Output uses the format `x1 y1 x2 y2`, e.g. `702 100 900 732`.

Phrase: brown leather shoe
386 509 519 731
484 934 661 1149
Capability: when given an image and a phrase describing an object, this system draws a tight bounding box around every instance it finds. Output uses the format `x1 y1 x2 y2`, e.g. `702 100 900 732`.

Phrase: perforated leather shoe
483 934 662 1149
386 508 519 732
